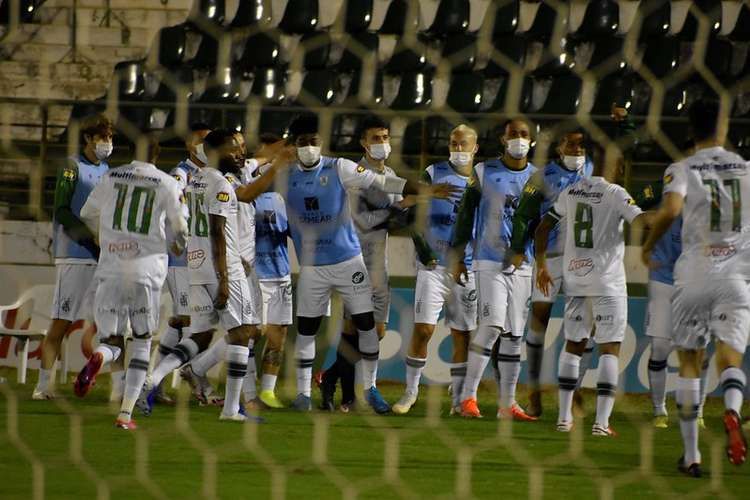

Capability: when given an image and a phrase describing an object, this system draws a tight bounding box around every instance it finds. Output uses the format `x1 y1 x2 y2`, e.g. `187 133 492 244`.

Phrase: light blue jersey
255 191 290 279
473 159 537 268
539 158 593 255
424 161 473 267
168 159 200 267
650 216 682 285
286 156 378 266
53 154 109 260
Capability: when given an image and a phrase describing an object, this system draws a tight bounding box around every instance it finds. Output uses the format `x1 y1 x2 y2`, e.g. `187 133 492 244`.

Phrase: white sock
461 325 501 401
720 367 746 415
118 338 151 422
576 338 595 388
36 368 52 392
525 326 545 390
497 336 522 408
242 340 258 401
358 327 379 390
110 370 125 401
558 351 580 424
595 354 619 429
450 362 467 407
191 337 227 377
698 357 710 417
648 338 671 416
95 344 121 365
223 344 249 416
295 334 316 397
152 338 199 387
677 376 702 465
405 356 426 395
156 325 181 364
261 373 277 392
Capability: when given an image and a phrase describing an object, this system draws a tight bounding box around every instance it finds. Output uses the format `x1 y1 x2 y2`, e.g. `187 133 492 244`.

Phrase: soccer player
319 116 409 412
392 124 479 415
451 118 537 420
281 114 457 413
509 130 594 417
642 99 750 476
535 142 646 437
138 129 287 421
33 114 113 400
74 135 188 430
153 122 211 404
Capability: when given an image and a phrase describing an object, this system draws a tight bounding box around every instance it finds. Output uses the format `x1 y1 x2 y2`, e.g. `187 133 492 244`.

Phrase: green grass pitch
1 370 749 499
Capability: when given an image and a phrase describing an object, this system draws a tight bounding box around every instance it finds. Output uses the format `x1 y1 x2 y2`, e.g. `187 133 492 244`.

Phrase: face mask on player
194 143 208 165
297 145 321 168
94 141 113 161
368 142 391 161
449 151 473 167
506 138 530 159
562 154 586 172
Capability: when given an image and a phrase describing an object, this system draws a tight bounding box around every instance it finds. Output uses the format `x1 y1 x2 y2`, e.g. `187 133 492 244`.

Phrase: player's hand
426 183 462 200
255 139 288 165
452 261 469 286
426 259 438 270
214 278 229 310
611 103 628 122
509 253 525 269
170 241 184 256
536 265 554 297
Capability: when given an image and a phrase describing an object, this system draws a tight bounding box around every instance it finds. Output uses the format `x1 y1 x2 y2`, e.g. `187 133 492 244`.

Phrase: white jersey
664 146 750 281
549 176 642 297
80 161 187 287
224 171 256 266
186 167 245 285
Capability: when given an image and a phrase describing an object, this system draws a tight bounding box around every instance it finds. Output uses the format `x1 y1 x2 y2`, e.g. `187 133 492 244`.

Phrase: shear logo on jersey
216 192 231 202
187 249 206 268
108 240 140 259
304 197 320 210
568 257 594 276
351 272 365 284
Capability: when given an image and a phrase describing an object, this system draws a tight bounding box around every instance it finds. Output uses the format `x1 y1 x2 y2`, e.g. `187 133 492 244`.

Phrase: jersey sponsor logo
691 162 748 175
193 304 212 313
595 314 614 325
179 292 189 307
187 248 206 268
216 192 231 202
568 188 604 203
62 168 76 180
108 240 141 259
356 165 366 174
351 271 365 284
568 257 594 276
304 197 320 210
627 198 636 205
664 174 673 184
704 243 736 262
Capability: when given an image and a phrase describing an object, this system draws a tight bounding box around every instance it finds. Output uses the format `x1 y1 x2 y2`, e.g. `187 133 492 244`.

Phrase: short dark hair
190 122 212 133
81 113 114 140
288 113 319 139
203 128 236 151
560 128 588 145
688 98 721 142
357 115 389 140
501 117 532 136
259 132 281 145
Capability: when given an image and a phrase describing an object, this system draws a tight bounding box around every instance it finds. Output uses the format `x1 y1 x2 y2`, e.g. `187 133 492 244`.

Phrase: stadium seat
569 0 619 39
384 36 432 72
190 0 226 27
259 107 297 137
0 0 39 25
674 0 721 40
189 31 222 71
639 35 682 78
490 0 520 37
570 36 626 72
378 0 419 35
338 31 378 72
635 0 670 40
155 25 188 68
484 35 528 77
114 60 147 101
296 69 346 106
702 35 735 79
248 66 287 103
382 70 434 109
423 0 471 36
330 113 364 153
445 72 485 113
299 32 338 70
0 287 48 384
342 0 373 32
230 0 272 27
661 78 717 117
722 0 750 41
237 32 281 70
481 74 533 113
277 0 319 34
523 2 559 43
400 116 452 158
442 33 478 72
529 71 584 115
591 71 649 116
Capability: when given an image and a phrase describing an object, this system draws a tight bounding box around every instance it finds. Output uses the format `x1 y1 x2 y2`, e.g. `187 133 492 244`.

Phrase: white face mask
368 142 391 161
297 145 321 168
94 141 113 161
194 143 208 165
562 155 586 171
449 151 473 167
505 138 530 159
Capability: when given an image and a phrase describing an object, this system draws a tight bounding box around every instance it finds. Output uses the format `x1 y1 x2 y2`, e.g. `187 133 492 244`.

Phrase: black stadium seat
156 25 188 68
278 0 319 34
484 35 527 77
424 0 470 36
676 0 721 41
237 33 280 70
445 72 485 113
570 0 619 40
442 33 478 73
338 31 378 72
524 2 558 43
384 71 434 110
300 32 337 70
343 0 373 33
725 2 750 41
530 71 584 115
639 36 682 78
636 0 670 40
114 60 147 101
296 69 344 106
230 0 271 27
191 0 226 27
379 0 419 35
259 107 297 137
248 66 287 103
384 36 432 73
491 0 520 37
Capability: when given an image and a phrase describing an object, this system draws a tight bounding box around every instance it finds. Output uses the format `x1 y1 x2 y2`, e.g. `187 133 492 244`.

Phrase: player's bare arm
641 192 684 267
533 214 556 296
235 145 296 203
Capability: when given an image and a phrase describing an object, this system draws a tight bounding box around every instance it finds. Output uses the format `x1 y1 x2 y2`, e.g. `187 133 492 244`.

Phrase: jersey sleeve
207 175 235 218
510 171 545 253
163 177 189 247
612 185 643 223
662 163 687 198
548 189 568 220
169 166 188 191
79 177 108 231
337 158 378 190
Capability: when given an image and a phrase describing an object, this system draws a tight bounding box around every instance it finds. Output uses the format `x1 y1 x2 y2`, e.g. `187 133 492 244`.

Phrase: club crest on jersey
216 192 230 202
663 173 673 185
62 168 76 181
568 257 594 276
319 175 328 186
351 272 365 284
523 184 537 195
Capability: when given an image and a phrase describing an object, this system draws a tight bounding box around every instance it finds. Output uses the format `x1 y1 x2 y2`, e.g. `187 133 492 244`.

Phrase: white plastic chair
0 286 49 383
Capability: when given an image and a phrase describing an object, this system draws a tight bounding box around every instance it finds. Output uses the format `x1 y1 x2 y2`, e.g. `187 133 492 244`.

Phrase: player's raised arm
641 165 686 266
234 140 293 203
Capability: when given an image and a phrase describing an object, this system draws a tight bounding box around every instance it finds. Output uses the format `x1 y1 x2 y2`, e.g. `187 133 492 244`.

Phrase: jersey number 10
703 179 742 232
112 183 156 235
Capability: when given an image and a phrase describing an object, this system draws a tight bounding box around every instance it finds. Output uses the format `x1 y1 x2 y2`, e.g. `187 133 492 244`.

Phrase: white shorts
414 267 477 331
166 266 190 317
297 254 373 318
671 279 750 354
260 276 293 326
190 278 260 333
645 280 673 340
531 256 563 304
51 263 97 321
564 296 627 344
94 278 161 338
476 269 531 336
